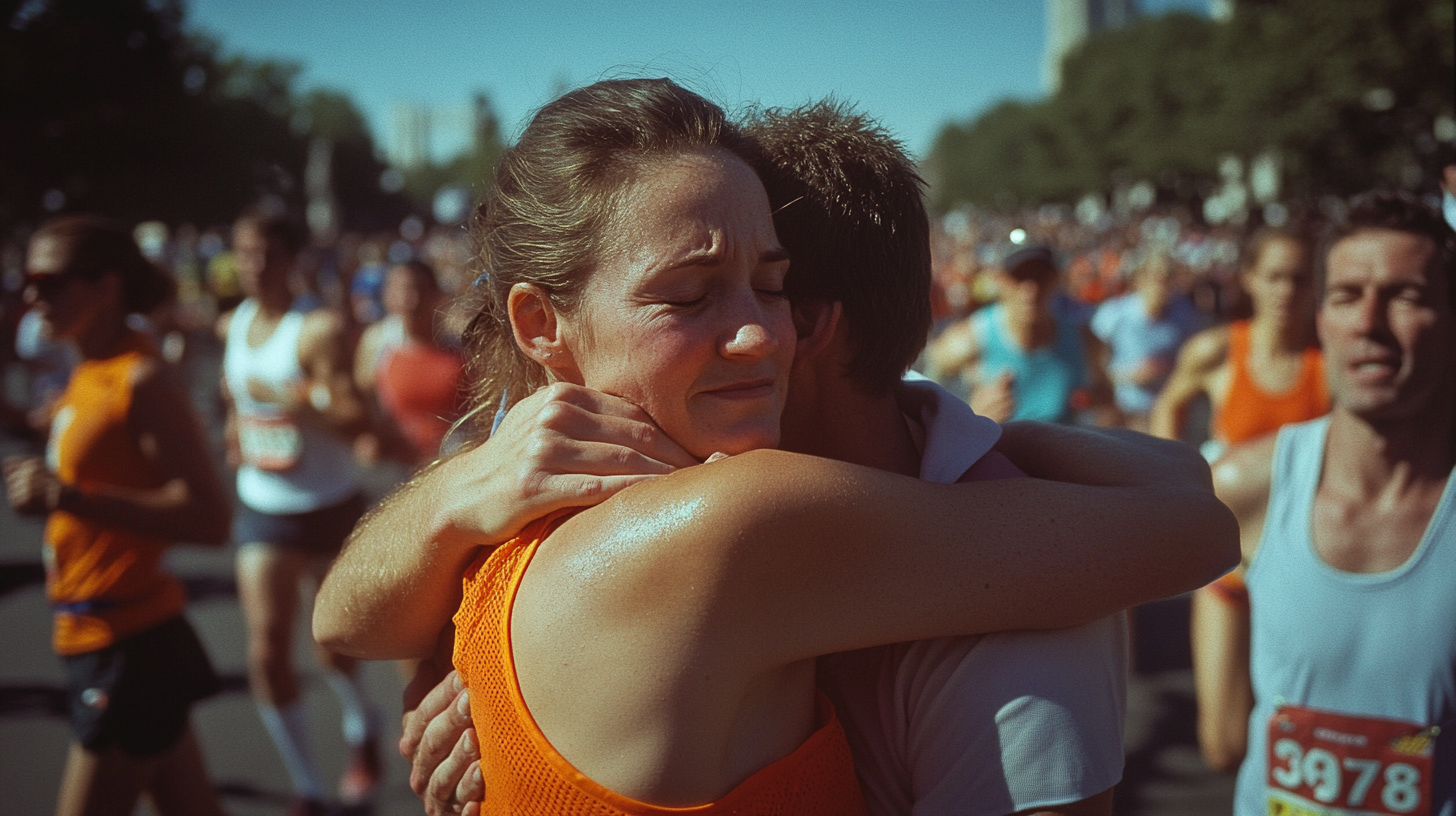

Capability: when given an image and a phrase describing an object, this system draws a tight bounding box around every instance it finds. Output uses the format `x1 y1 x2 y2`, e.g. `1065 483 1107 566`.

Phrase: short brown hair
744 101 931 396
1327 191 1456 309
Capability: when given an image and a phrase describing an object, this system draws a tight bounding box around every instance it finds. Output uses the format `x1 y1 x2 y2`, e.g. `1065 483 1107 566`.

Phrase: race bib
1266 702 1438 816
238 415 302 471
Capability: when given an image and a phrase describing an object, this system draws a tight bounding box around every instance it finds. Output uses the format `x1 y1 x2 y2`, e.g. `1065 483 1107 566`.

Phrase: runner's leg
143 725 225 816
55 742 148 816
238 542 327 800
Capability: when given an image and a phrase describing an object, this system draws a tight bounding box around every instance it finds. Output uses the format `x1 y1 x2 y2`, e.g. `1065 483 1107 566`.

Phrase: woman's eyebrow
665 243 788 269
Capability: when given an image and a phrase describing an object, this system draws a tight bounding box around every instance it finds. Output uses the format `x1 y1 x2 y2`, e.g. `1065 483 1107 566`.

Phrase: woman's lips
702 379 777 400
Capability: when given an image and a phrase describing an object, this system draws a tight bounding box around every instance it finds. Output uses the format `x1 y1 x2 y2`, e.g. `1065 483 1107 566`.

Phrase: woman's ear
507 282 582 383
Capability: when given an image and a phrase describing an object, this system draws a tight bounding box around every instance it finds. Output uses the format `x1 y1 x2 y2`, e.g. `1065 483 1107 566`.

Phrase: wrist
49 481 82 514
431 457 503 549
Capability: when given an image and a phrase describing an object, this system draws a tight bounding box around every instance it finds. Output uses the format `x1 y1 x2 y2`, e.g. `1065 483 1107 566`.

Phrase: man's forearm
996 421 1212 491
314 459 483 659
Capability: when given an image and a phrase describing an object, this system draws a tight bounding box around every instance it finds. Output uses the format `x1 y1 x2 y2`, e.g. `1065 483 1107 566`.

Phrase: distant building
1043 0 1139 94
390 102 433 170
388 102 475 170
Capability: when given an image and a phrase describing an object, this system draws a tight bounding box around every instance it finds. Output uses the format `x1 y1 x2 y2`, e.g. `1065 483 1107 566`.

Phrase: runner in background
1152 227 1331 755
6 215 231 816
1194 192 1454 815
1150 227 1327 457
354 260 463 468
1090 249 1203 432
218 210 382 815
925 245 1111 425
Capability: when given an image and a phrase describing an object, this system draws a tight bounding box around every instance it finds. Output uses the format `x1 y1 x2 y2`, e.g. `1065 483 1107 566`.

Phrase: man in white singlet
218 211 383 814
1199 192 1455 816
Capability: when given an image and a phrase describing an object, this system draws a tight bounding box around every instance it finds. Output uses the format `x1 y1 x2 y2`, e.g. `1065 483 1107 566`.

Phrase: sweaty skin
319 144 1236 813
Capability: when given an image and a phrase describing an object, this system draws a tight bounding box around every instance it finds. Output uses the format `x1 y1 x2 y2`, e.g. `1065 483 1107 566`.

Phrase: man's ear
792 300 843 366
507 282 582 383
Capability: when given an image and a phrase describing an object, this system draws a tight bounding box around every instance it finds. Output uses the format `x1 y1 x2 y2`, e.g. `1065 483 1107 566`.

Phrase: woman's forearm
995 421 1212 491
315 383 698 659
561 445 1238 666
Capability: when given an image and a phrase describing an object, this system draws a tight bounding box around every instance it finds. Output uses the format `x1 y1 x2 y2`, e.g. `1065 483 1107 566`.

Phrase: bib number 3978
1266 703 1436 816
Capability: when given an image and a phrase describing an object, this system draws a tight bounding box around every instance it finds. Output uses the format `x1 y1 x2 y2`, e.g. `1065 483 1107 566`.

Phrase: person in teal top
927 245 1105 424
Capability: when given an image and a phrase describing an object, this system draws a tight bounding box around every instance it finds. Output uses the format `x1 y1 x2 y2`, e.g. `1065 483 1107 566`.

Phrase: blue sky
187 0 1208 163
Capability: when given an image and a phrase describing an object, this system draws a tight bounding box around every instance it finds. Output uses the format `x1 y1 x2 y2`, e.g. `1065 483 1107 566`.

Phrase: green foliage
928 0 1455 213
399 93 507 215
1 0 407 230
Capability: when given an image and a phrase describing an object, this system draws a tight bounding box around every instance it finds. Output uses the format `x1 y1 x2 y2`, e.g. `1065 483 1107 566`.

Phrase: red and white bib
1266 703 1438 816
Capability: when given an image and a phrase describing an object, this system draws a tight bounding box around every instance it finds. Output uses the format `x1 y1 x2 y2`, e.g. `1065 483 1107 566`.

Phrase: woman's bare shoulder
553 450 836 541
535 450 876 595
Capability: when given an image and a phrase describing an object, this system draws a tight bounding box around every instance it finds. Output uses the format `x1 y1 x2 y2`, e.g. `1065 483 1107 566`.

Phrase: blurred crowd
920 205 1263 435
0 209 475 464
2 143 1453 816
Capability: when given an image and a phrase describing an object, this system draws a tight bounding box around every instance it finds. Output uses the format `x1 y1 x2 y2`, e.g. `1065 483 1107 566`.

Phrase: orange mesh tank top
45 331 184 655
453 511 870 815
1212 320 1329 445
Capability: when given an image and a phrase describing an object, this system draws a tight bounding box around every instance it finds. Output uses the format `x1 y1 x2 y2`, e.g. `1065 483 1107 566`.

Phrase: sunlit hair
456 78 759 431
743 100 931 396
32 215 175 315
1327 190 1456 309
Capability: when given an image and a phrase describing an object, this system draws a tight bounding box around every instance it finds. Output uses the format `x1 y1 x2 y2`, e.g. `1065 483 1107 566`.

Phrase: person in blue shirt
926 245 1111 424
1091 250 1204 431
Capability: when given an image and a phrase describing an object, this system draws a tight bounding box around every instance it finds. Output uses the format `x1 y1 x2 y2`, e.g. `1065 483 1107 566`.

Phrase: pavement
0 338 1237 815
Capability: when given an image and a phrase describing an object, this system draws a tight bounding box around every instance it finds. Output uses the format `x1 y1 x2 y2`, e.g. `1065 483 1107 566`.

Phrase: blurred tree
400 92 507 215
0 0 407 230
301 88 410 232
928 0 1454 213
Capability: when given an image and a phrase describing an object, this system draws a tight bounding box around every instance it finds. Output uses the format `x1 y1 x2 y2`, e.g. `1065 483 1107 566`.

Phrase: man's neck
781 384 920 478
1323 400 1455 503
1003 306 1056 352
1139 290 1166 320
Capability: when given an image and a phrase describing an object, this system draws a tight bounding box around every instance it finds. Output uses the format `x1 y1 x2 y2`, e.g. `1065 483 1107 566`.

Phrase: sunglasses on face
24 271 78 299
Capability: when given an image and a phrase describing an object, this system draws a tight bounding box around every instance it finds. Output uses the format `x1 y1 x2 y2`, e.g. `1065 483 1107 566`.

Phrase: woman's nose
724 320 779 358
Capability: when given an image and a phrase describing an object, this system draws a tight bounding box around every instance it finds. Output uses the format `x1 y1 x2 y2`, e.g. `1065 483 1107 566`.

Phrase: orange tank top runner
1206 320 1329 604
1212 319 1330 446
45 331 185 656
453 511 871 815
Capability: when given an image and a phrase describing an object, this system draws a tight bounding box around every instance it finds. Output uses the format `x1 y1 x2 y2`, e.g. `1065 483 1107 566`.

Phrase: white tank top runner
1236 416 1456 816
223 299 357 515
